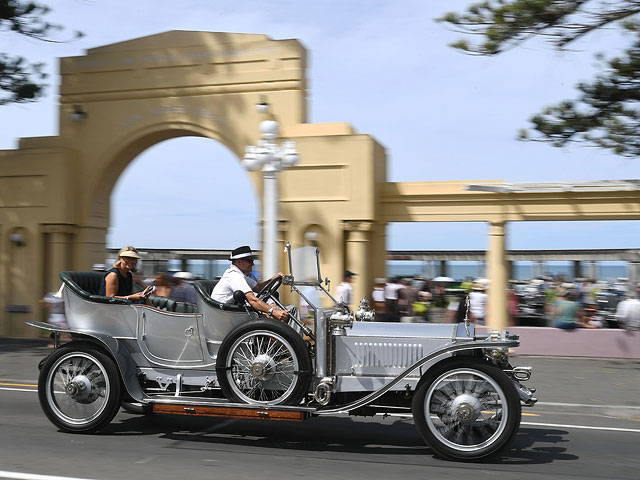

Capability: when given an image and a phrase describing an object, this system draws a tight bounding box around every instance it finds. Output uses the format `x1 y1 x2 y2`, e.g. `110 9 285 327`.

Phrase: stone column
573 260 581 280
439 260 447 278
487 222 508 330
343 221 373 308
628 261 640 290
40 224 76 292
589 261 598 281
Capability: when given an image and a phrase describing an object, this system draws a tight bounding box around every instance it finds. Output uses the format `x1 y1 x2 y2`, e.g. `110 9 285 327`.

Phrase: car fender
26 321 146 403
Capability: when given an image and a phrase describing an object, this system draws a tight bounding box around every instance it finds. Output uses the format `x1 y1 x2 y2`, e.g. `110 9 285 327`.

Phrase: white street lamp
241 102 299 278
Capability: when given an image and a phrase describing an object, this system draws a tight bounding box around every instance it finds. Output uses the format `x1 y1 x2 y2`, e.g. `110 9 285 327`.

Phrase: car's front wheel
38 343 121 433
216 319 311 406
412 357 521 461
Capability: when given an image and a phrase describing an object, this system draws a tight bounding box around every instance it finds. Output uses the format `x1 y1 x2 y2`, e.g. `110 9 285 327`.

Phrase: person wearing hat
98 246 151 302
211 246 288 321
334 270 357 308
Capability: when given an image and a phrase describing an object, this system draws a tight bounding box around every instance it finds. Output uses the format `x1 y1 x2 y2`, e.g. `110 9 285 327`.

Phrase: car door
138 307 205 367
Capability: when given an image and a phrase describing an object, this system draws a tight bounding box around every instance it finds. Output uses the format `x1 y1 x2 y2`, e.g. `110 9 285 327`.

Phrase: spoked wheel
412 357 521 461
38 343 121 433
216 319 311 406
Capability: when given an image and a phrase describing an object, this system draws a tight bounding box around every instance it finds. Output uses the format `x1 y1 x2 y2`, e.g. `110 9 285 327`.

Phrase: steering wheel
256 275 283 302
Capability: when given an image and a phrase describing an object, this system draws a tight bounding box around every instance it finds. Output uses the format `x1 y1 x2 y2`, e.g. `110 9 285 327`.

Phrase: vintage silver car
28 244 537 461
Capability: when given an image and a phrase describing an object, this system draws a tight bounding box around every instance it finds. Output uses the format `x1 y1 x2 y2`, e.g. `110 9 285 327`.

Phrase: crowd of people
365 274 640 330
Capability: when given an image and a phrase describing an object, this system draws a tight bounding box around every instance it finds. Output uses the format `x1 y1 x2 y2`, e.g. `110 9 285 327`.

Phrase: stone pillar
344 221 373 308
439 260 447 278
487 222 508 330
589 261 598 281
573 260 581 280
40 224 76 293
628 262 640 290
535 261 544 278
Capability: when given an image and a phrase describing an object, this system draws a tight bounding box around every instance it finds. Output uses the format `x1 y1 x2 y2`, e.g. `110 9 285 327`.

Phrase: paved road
1 339 639 480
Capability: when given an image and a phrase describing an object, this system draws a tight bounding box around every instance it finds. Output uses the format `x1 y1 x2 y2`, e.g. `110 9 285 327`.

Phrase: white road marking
0 387 36 393
521 421 640 433
537 401 640 410
0 471 97 480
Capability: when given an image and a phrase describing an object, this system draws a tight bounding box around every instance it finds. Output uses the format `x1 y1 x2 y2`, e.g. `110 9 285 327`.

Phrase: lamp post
241 102 299 278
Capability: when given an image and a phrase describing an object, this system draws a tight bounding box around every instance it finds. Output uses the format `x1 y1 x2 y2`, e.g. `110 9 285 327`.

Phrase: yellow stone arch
0 31 387 336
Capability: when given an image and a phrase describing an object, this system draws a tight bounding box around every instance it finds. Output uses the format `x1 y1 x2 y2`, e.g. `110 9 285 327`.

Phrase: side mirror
233 290 247 305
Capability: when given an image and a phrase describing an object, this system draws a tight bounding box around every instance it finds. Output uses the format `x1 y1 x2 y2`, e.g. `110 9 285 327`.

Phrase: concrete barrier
478 326 640 359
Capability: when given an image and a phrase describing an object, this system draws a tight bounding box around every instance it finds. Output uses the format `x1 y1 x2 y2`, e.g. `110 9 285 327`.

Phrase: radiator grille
354 342 424 368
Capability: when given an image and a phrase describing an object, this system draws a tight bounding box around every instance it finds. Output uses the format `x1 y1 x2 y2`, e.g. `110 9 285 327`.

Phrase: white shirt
616 298 640 330
335 281 353 306
469 291 488 319
372 287 385 303
211 265 258 303
384 283 403 300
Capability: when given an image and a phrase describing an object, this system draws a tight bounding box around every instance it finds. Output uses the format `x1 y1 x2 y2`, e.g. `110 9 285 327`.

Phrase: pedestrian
615 288 640 331
469 282 488 325
371 278 387 321
384 277 403 321
553 288 581 330
42 290 67 329
398 278 418 323
335 270 356 308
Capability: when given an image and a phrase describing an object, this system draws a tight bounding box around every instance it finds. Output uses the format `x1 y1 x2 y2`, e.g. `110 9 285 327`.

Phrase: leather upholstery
60 271 198 312
147 294 198 313
193 280 245 312
60 271 131 305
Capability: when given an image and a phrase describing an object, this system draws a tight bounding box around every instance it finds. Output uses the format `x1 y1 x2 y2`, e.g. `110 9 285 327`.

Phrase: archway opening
107 136 260 278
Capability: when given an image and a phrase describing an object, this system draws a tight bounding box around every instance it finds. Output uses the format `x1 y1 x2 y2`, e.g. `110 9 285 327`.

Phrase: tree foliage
0 0 82 105
438 1 640 157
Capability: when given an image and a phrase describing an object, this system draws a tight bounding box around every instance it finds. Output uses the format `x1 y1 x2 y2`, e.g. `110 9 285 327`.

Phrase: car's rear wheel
216 319 311 406
38 344 121 433
412 357 521 461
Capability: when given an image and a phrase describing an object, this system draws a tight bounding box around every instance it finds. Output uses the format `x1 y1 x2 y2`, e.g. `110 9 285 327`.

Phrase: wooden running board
153 403 310 422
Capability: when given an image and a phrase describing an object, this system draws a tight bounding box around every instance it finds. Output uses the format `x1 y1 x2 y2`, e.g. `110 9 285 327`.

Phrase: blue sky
1 0 638 251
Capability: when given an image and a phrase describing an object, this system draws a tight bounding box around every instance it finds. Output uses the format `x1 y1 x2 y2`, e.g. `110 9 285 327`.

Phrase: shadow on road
104 412 577 464
499 427 579 464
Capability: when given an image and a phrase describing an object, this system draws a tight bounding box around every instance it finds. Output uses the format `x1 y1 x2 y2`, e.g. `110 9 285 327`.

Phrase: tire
38 343 122 433
216 319 312 406
412 356 521 461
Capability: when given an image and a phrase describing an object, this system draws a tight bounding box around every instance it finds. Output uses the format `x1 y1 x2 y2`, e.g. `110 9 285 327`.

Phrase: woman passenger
98 246 148 302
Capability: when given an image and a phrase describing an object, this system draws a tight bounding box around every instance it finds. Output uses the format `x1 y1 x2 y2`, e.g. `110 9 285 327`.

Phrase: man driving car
211 245 288 321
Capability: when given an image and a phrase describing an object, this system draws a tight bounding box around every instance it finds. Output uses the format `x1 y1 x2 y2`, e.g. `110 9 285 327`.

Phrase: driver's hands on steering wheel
269 308 288 322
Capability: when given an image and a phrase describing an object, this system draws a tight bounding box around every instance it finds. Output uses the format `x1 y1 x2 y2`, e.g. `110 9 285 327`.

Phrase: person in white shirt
616 289 640 331
469 283 488 325
384 277 404 321
211 245 288 321
334 270 356 308
371 278 387 321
